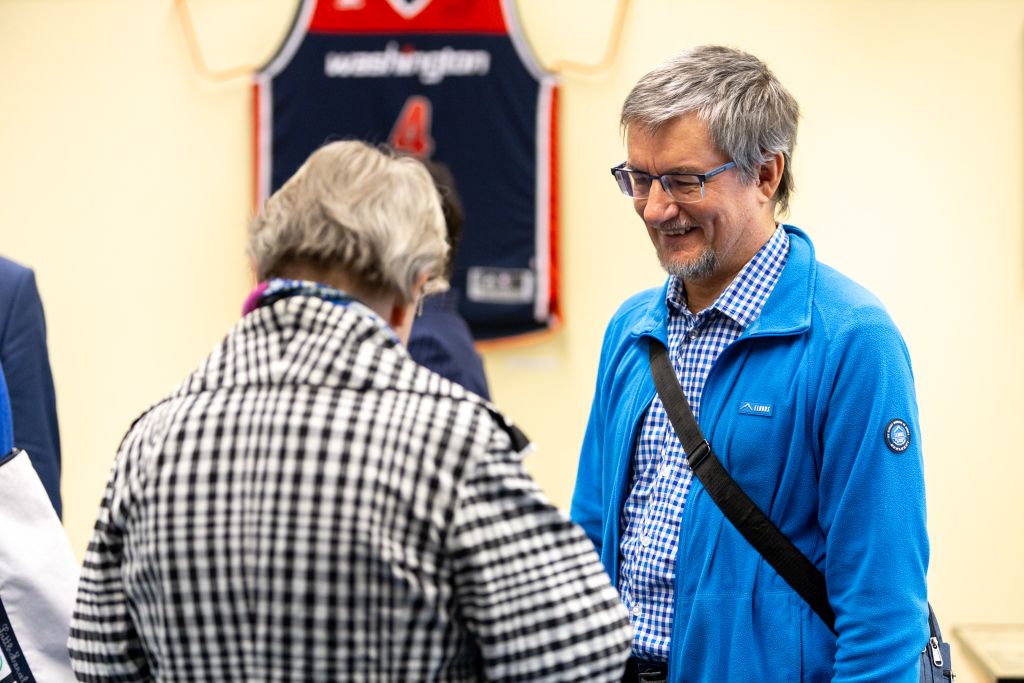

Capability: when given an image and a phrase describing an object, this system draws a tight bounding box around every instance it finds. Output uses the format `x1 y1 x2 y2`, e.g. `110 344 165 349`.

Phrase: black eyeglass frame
610 160 737 203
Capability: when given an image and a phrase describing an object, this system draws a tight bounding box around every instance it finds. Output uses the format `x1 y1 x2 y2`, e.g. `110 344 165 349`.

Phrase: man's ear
757 151 785 204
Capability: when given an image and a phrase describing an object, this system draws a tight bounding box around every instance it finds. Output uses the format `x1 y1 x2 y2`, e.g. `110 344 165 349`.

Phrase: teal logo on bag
738 401 773 417
885 419 911 453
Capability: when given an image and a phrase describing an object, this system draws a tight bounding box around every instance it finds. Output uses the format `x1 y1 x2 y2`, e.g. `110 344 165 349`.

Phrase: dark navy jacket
0 256 61 516
408 291 490 400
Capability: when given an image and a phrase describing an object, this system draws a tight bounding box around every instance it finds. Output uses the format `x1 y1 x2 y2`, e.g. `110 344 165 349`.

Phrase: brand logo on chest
738 401 774 417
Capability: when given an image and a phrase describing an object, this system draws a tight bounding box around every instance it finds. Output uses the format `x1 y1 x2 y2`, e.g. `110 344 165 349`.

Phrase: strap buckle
688 440 711 469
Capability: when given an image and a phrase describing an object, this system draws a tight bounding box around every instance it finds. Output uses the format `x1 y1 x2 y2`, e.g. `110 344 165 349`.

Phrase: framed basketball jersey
254 0 559 341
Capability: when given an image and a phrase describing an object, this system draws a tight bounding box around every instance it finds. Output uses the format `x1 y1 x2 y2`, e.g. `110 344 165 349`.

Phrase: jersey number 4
389 96 435 158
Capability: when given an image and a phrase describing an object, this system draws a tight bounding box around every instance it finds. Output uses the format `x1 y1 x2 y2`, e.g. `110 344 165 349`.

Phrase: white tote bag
0 449 77 682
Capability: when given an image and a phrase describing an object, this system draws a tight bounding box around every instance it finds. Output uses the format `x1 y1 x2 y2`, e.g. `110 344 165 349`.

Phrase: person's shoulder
812 260 904 346
404 372 535 466
815 261 883 306
605 284 663 330
113 393 181 474
0 255 33 288
407 306 490 397
784 226 894 330
617 285 662 314
591 284 664 354
0 257 40 327
814 261 887 313
479 403 531 458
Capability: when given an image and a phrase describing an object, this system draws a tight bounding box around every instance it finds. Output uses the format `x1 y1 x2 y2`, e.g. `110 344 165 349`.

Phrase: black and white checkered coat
69 294 632 682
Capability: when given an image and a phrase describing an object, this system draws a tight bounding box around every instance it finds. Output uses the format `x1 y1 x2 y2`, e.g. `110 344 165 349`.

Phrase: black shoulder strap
648 337 837 634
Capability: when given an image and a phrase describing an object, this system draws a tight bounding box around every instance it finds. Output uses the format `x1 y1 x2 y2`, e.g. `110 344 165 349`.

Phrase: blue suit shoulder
0 256 34 318
0 255 31 279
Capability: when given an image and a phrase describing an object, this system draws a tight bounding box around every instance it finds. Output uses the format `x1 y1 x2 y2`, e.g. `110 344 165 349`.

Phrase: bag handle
648 337 837 633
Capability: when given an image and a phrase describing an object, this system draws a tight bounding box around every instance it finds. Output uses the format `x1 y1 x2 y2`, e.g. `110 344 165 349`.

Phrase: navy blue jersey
256 0 558 340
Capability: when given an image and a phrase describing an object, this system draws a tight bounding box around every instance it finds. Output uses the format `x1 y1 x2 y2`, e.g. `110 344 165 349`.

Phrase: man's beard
659 245 718 281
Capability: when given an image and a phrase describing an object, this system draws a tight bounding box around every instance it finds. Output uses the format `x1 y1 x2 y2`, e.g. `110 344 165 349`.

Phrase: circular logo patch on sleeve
885 419 911 453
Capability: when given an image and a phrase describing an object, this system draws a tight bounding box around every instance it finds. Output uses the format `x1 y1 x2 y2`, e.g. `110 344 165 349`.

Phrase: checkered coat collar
160 293 532 459
177 293 462 404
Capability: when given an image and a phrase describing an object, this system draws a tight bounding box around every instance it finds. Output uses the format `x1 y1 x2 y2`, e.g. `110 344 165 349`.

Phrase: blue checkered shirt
619 226 790 661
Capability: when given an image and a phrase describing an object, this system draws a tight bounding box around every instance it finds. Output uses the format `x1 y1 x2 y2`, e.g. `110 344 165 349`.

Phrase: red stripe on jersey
309 0 508 35
547 86 560 323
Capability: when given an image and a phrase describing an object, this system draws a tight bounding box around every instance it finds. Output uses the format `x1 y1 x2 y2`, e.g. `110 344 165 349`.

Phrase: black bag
648 338 953 682
920 604 953 682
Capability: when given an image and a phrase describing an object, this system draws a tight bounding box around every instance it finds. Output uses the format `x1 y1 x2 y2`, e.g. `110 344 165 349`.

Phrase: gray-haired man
572 45 929 682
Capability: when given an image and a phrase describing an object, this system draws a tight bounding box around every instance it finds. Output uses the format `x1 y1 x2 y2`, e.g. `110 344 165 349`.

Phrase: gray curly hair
621 45 800 213
248 140 449 303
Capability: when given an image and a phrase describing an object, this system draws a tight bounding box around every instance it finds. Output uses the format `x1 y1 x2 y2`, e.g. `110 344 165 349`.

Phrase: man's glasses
610 161 736 204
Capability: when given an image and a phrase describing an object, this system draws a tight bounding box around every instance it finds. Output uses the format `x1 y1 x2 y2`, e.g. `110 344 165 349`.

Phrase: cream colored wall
0 0 298 563
1 1 1020 679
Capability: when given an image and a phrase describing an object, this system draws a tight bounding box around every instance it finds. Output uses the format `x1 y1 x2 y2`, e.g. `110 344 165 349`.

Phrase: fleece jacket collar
628 224 817 342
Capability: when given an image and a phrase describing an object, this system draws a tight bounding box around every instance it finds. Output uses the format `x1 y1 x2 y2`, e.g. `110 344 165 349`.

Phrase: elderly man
70 141 632 682
571 45 929 681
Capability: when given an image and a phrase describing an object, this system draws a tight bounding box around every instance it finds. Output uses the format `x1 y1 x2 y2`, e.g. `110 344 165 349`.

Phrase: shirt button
688 329 699 340
632 604 642 616
641 534 651 547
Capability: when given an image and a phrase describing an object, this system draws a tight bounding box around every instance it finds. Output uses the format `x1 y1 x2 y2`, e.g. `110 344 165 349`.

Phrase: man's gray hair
248 140 448 304
621 45 800 213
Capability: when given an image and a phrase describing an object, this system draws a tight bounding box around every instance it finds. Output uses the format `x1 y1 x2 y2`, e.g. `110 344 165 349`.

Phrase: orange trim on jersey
251 82 262 214
310 0 507 35
473 318 563 353
547 86 560 325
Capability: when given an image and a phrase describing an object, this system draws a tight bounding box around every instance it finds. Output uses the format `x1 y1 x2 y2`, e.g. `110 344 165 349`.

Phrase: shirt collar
666 225 790 328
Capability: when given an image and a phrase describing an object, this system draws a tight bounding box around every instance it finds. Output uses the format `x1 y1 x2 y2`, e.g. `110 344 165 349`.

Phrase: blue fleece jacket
571 226 929 682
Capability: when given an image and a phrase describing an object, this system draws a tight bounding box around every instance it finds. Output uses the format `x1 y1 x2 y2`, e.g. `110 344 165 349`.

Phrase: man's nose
641 179 680 225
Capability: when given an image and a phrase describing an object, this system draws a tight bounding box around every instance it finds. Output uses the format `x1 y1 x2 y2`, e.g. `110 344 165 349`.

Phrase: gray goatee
661 246 718 281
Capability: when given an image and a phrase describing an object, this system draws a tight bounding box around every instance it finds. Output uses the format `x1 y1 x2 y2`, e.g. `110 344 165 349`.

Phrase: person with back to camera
571 45 929 682
69 140 632 682
407 160 491 400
